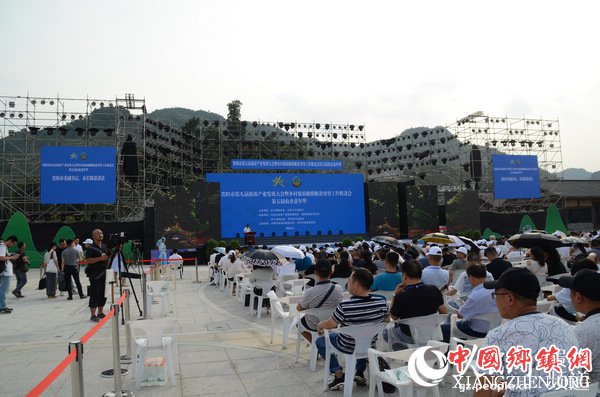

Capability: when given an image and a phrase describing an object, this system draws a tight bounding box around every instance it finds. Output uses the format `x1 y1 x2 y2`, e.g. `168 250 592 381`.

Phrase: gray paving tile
182 374 246 395
237 368 304 393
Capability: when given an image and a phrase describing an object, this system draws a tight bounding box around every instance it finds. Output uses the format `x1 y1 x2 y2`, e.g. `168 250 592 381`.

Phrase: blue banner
40 146 117 204
492 155 541 199
206 173 366 238
231 159 342 170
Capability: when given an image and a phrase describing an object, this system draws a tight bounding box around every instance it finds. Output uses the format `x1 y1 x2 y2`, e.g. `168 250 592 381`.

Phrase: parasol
271 245 305 259
421 232 454 245
507 233 564 249
371 235 404 249
241 249 287 268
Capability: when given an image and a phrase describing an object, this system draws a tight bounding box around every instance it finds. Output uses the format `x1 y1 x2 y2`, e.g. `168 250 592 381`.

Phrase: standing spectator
73 237 84 269
55 239 67 296
85 229 108 322
62 239 85 300
331 250 353 279
12 242 30 298
44 242 59 299
316 268 388 390
559 269 600 385
0 236 19 313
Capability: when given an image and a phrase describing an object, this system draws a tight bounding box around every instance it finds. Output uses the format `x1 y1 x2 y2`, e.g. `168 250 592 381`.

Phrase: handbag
58 272 67 292
46 258 57 273
38 276 47 290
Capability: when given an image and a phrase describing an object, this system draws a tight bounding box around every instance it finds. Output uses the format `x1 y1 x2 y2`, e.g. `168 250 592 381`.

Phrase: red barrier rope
27 291 128 396
129 258 196 263
26 350 77 397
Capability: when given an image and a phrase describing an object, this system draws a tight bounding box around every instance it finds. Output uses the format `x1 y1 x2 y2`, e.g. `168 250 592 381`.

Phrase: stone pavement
0 267 457 397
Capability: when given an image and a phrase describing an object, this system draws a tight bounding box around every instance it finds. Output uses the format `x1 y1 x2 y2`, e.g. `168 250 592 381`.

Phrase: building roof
543 180 600 198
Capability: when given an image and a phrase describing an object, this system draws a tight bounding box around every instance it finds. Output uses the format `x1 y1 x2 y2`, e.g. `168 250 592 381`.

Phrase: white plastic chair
146 281 173 318
537 299 557 314
295 307 334 371
268 291 302 349
284 278 310 295
386 313 446 350
448 312 501 351
368 341 449 397
323 322 387 397
372 290 395 301
237 274 252 305
330 277 349 290
207 264 219 286
129 318 179 389
538 382 598 397
249 280 275 320
450 268 465 284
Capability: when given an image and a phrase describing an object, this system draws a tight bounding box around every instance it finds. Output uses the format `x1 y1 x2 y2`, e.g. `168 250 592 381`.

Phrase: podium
244 231 256 246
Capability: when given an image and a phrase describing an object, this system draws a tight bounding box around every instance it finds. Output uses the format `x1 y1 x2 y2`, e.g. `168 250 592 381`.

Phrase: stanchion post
69 340 85 397
193 258 201 284
141 273 147 320
124 289 132 358
112 304 122 396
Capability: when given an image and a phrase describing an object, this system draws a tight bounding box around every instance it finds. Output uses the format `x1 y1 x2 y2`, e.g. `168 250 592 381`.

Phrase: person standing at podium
244 224 251 234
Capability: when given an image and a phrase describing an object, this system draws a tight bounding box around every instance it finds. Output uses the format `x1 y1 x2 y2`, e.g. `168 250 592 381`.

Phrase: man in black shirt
484 246 512 280
85 229 108 322
386 259 447 348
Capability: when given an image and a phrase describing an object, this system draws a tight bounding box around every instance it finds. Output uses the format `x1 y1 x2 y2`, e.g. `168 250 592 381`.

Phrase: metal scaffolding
446 111 563 212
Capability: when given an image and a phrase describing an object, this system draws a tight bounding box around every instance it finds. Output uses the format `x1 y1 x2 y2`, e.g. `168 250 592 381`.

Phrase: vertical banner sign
40 146 117 204
492 155 541 199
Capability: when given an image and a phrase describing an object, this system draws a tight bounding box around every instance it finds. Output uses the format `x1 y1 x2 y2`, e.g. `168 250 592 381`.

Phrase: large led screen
368 182 401 238
40 146 116 204
492 154 541 199
206 173 366 238
406 185 438 238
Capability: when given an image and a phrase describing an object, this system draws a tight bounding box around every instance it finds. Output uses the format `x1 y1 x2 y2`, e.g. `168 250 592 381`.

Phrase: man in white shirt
421 246 449 290
168 248 183 270
0 236 19 313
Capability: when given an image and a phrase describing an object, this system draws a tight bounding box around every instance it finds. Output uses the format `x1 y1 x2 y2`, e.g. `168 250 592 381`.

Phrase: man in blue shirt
421 246 449 290
442 264 499 341
370 251 402 292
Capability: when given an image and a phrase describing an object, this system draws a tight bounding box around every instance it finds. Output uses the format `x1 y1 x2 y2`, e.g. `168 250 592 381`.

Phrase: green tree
227 100 242 122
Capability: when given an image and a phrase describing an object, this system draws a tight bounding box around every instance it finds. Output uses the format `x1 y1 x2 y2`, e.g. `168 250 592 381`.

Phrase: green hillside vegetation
147 107 224 128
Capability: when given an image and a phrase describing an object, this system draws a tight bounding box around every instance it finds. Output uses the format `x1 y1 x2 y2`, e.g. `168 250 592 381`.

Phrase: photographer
84 229 108 322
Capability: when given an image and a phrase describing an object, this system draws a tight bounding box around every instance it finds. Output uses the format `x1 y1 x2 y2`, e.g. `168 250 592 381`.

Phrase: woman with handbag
43 242 59 298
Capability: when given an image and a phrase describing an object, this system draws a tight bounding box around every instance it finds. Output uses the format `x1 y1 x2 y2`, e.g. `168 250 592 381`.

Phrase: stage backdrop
368 182 401 238
206 173 366 238
407 185 439 238
445 191 481 234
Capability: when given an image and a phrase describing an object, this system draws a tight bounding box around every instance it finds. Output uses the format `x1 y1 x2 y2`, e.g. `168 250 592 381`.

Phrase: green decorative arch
483 228 502 239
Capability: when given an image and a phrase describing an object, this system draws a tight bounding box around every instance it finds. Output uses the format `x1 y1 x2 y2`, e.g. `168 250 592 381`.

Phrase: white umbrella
271 245 305 259
447 235 465 247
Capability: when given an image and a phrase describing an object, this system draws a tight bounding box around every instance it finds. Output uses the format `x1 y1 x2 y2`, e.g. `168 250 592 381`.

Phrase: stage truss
0 94 367 223
447 111 563 212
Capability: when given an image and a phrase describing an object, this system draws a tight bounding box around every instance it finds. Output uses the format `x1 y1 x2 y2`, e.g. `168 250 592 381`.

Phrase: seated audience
421 246 449 290
370 250 402 292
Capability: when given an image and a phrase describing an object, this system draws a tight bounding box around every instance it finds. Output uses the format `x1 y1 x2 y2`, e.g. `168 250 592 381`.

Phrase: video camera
109 232 128 246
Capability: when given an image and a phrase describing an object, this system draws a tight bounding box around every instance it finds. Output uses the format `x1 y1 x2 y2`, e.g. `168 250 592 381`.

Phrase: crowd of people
209 234 600 394
0 229 121 323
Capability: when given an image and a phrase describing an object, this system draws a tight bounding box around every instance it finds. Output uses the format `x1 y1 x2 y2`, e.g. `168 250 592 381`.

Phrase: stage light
0 113 4 117
325 124 330 130
358 125 364 131
75 127 85 136
41 100 45 105
104 128 114 136
49 101 54 105
213 121 219 127
491 140 497 146
90 128 98 136
46 128 54 135
9 113 14 118
91 101 96 106
29 127 40 135
59 127 68 135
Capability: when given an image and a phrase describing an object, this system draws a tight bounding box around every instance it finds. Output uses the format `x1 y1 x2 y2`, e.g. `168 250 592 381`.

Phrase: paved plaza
0 267 456 397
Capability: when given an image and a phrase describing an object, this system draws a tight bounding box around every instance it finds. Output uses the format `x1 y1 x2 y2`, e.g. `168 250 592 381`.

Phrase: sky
1 0 599 171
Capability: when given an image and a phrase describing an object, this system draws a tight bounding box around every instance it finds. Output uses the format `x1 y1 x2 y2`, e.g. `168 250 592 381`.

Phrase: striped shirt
332 294 388 354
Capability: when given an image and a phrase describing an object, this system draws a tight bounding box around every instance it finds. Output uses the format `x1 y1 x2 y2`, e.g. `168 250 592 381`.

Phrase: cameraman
84 229 108 322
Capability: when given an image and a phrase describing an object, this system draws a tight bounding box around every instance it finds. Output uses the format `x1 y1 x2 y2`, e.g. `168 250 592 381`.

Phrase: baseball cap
298 245 307 252
228 250 236 256
558 270 600 301
456 247 469 255
83 238 93 244
483 267 540 300
326 247 335 255
427 246 443 256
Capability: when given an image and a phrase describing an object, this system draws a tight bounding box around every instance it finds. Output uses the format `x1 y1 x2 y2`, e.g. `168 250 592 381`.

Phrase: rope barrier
25 350 77 397
26 291 128 396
